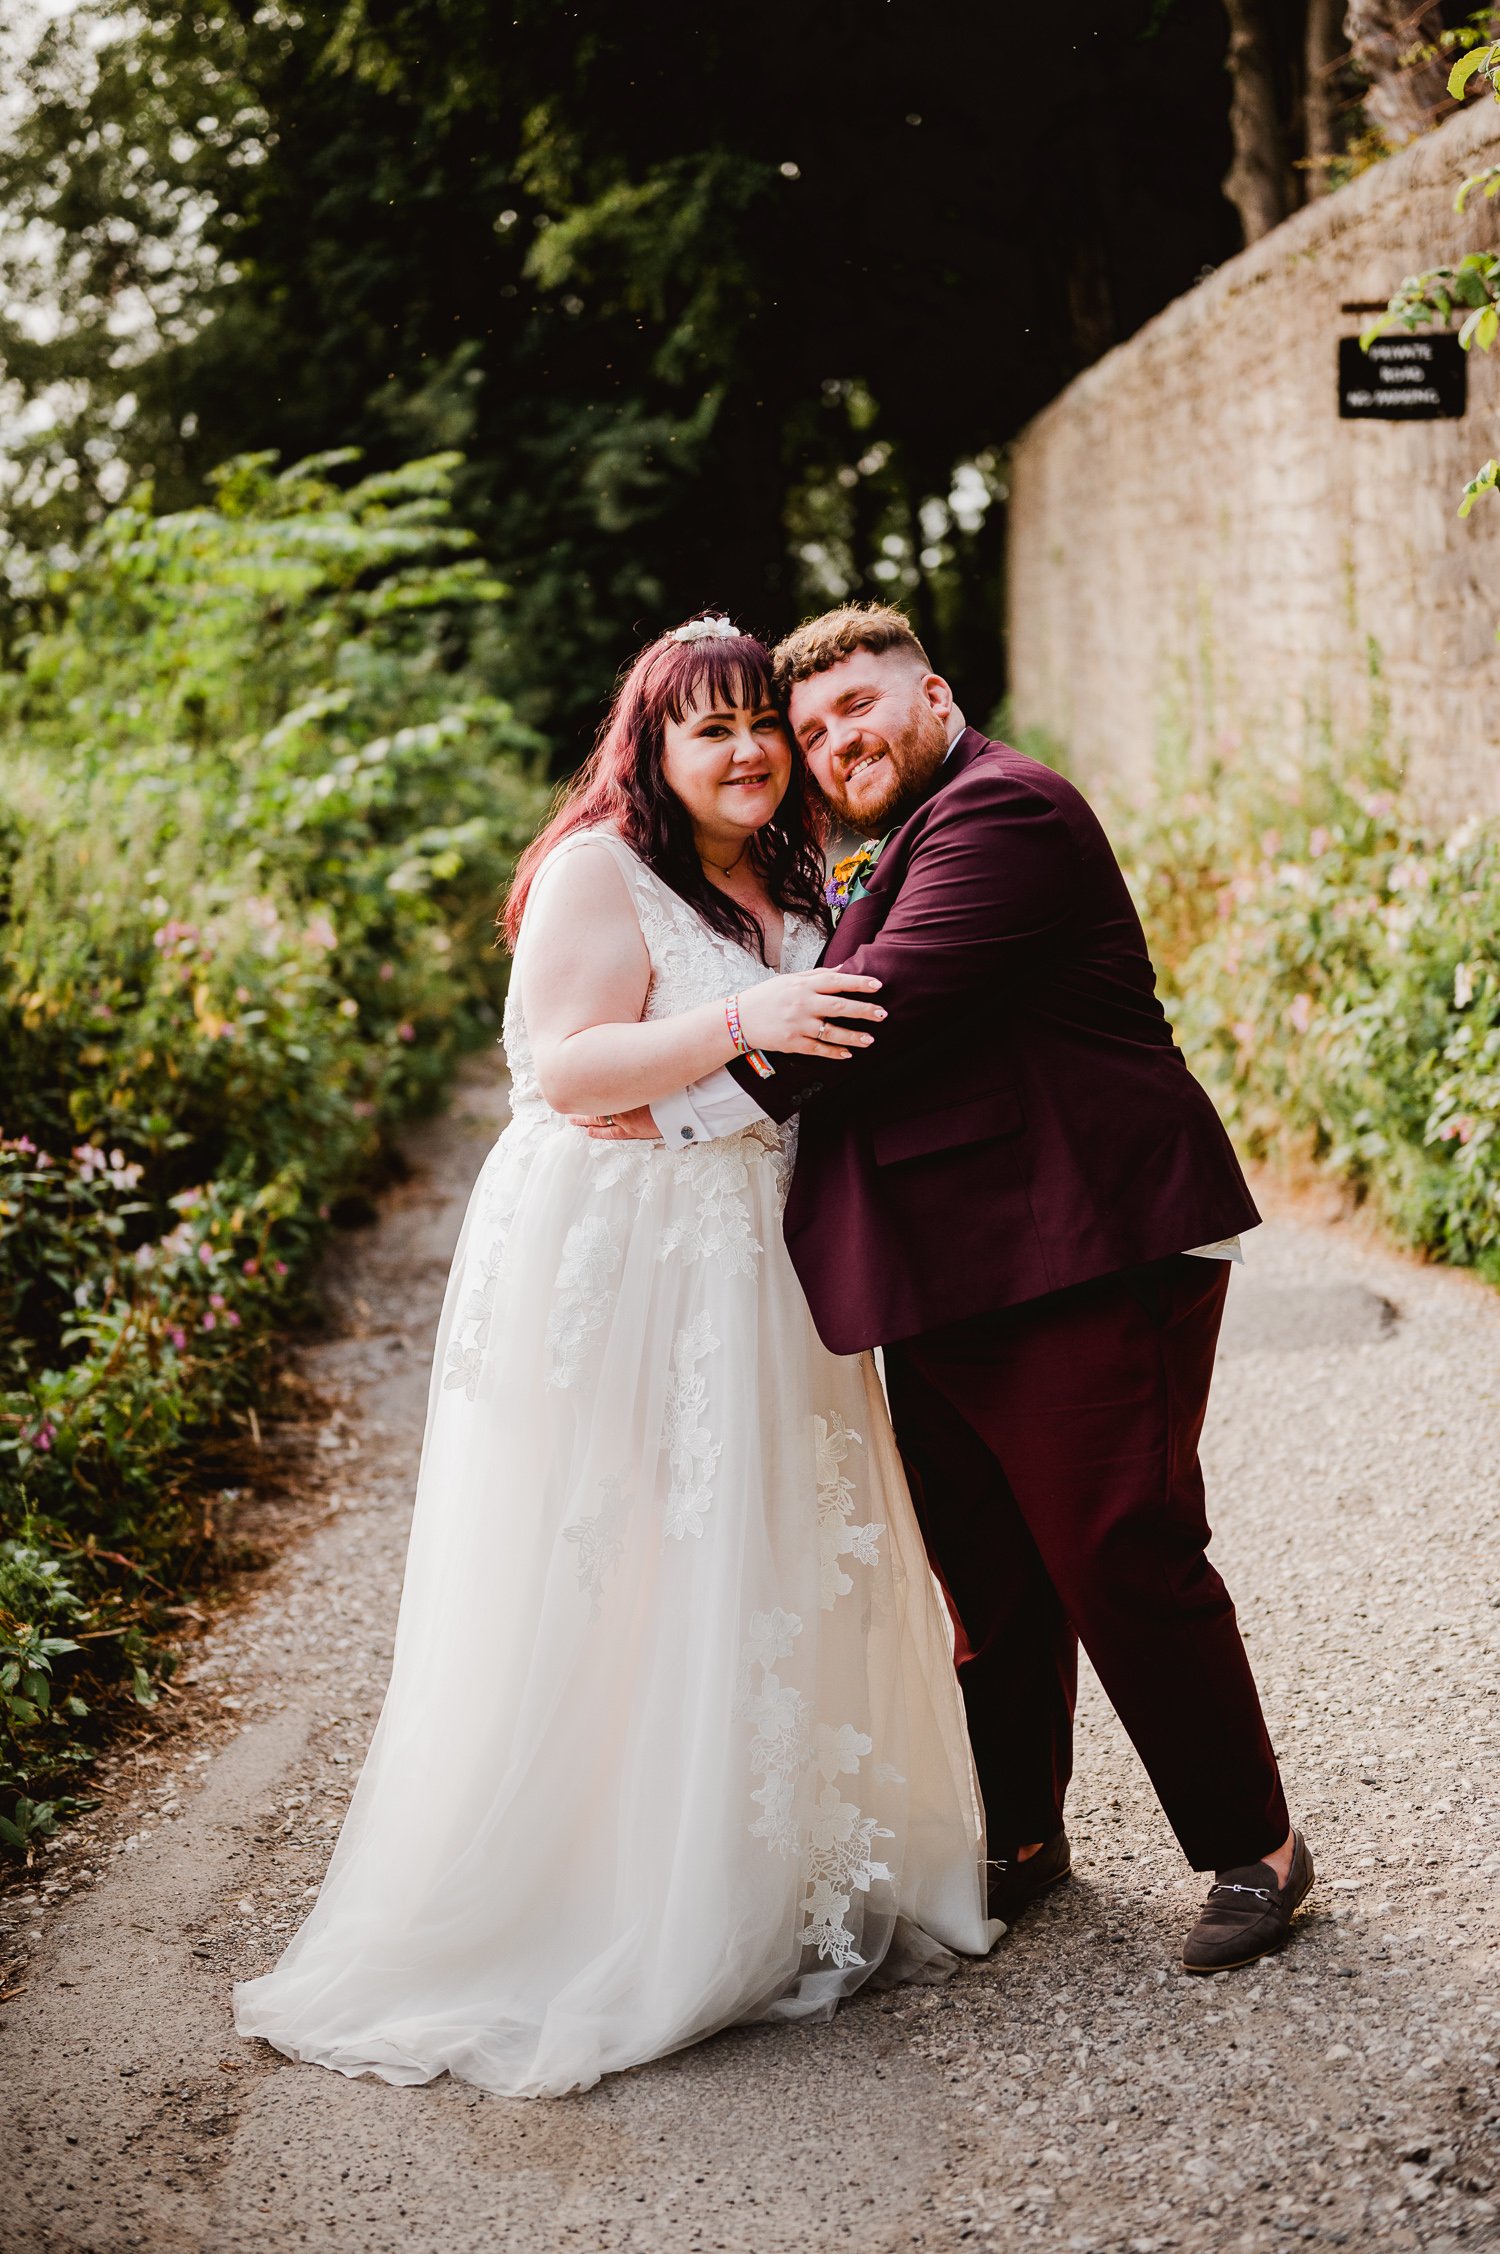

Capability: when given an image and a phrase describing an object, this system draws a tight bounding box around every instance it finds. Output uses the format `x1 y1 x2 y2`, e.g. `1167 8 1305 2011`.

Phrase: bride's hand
734 969 885 1061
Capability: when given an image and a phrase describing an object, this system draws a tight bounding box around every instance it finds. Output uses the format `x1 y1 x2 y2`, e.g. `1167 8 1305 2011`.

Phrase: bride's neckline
594 826 790 970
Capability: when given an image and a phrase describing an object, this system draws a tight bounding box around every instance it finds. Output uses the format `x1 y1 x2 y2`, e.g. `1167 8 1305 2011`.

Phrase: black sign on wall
1338 332 1467 420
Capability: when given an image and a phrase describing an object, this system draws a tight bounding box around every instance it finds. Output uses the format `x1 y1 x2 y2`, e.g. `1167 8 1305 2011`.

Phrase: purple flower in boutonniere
826 835 889 922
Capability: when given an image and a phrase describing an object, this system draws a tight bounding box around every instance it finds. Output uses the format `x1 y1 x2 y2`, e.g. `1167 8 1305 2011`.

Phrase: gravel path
3 1056 1498 2254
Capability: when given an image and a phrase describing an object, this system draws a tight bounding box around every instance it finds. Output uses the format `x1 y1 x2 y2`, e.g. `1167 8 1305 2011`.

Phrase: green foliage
1360 38 1500 530
1119 739 1500 1283
0 448 548 1849
0 0 1246 750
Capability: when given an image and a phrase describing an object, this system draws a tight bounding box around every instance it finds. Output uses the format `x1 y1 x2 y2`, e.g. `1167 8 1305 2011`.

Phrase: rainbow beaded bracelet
726 994 776 1079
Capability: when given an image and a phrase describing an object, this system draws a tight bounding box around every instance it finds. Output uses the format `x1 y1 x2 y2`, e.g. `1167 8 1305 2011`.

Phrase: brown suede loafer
1181 1830 1314 1974
986 1829 1072 1921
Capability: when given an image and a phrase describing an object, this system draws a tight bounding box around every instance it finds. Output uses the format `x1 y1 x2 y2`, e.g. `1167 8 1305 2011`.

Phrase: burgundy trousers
883 1254 1289 1873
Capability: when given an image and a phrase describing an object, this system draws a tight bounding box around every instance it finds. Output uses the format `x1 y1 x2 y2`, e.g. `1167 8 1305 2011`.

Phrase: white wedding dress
234 830 997 2097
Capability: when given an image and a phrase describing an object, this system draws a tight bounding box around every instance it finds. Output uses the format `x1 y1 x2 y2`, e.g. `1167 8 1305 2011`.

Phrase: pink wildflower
397 1022 415 1043
201 1311 216 1332
210 1291 226 1310
378 962 395 982
226 1309 241 1328
242 1257 260 1277
198 1242 215 1266
274 1260 288 1277
170 1328 187 1350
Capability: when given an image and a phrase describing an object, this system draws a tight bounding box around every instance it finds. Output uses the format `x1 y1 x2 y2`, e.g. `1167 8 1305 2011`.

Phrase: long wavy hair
502 620 831 958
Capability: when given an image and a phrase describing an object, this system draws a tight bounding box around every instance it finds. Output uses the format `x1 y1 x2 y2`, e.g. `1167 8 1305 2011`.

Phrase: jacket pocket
871 1086 1024 1166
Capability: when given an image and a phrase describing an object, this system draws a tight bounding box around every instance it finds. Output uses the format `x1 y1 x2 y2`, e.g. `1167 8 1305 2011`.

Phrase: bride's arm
522 844 884 1117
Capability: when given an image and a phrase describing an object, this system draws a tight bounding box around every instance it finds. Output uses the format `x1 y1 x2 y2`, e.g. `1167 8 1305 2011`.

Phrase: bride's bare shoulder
521 831 643 948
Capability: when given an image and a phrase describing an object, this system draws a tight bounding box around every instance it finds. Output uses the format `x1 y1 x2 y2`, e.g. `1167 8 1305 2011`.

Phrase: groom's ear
920 672 955 724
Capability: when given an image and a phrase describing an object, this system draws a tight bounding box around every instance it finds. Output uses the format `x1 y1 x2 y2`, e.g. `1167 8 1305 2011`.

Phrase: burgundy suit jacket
731 730 1260 1354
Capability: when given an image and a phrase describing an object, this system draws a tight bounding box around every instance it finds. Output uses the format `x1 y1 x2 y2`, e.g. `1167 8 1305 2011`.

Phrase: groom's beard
820 708 950 837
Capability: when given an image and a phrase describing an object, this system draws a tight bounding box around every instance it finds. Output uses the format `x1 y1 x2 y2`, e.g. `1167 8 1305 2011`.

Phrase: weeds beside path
2 1061 1497 2254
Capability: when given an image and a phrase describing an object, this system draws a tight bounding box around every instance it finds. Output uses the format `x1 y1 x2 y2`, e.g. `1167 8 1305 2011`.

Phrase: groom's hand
571 1105 663 1142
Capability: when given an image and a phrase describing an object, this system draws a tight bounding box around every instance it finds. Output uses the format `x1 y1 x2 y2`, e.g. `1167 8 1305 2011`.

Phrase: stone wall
1007 102 1500 822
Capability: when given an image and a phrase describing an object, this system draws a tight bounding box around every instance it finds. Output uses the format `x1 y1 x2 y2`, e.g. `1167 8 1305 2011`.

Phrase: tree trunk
1344 1 1452 147
1304 0 1347 195
1222 0 1293 244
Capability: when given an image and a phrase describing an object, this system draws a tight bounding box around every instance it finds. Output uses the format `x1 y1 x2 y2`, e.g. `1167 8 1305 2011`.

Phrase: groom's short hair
772 603 932 690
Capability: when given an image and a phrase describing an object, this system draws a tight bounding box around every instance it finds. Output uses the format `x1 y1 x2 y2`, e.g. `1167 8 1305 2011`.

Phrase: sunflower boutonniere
825 834 890 922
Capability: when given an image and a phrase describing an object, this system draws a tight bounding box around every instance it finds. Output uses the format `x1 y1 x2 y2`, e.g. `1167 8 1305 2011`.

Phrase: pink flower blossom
209 1291 226 1310
201 1311 216 1332
378 962 395 982
397 1022 415 1043
198 1242 216 1267
242 1258 260 1277
31 1422 56 1452
274 1259 288 1277
170 1328 187 1350
226 1309 241 1328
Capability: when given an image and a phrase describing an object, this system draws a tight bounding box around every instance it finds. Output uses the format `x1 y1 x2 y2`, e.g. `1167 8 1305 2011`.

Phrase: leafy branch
1360 38 1500 516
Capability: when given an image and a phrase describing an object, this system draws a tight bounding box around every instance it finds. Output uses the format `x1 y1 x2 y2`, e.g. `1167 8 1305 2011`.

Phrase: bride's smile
659 695 793 862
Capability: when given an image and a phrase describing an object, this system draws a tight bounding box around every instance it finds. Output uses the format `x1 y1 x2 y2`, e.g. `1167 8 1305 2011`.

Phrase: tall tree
0 0 1250 753
1345 1 1455 145
1222 0 1299 239
1305 0 1352 192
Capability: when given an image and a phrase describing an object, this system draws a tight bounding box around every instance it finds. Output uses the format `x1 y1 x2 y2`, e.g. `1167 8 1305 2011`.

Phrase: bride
233 615 998 2098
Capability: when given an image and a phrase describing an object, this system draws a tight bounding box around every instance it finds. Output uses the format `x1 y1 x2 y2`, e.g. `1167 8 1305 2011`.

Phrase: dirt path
4 1056 1499 2254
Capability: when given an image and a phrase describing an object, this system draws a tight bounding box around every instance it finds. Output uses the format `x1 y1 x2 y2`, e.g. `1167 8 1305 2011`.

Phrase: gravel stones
1 1104 1496 2252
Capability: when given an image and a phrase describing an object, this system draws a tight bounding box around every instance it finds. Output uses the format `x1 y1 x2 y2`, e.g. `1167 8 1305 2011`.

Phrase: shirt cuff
649 1068 768 1148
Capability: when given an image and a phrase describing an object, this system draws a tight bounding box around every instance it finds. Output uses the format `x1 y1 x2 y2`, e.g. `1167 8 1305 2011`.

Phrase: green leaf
1448 44 1493 99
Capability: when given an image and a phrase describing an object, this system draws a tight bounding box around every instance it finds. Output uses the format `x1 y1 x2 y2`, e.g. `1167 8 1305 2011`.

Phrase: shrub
1118 734 1500 1281
0 450 548 1848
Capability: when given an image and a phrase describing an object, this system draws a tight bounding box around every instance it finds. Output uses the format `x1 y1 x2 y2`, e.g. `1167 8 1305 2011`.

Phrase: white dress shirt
647 729 1242 1264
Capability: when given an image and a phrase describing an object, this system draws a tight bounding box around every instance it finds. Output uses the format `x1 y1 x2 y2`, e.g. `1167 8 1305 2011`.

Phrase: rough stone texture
1008 102 1500 822
2 1062 1498 2251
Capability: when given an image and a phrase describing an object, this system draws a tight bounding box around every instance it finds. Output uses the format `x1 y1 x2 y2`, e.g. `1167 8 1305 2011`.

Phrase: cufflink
681 1125 695 1140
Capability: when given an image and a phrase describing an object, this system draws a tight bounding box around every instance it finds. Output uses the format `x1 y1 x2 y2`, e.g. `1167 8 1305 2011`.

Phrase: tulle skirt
234 1115 997 2097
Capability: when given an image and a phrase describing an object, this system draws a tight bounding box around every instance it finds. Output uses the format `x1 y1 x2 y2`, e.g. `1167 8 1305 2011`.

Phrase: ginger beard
806 684 951 837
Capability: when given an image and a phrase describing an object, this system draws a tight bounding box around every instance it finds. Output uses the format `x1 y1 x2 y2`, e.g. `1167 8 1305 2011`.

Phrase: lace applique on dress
743 1609 811 1858
738 1607 895 1965
442 1236 506 1401
658 1142 763 1276
563 1475 631 1616
546 1215 622 1389
798 1716 895 1968
813 1413 885 1610
661 1309 722 1540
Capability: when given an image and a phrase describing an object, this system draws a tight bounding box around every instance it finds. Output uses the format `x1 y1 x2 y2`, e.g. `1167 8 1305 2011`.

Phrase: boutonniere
825 835 890 922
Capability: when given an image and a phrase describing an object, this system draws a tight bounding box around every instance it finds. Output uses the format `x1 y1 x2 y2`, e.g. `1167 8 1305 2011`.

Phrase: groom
601 603 1311 1974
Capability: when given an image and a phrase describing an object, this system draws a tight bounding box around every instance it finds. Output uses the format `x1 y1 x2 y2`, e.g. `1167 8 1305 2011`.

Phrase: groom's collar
940 724 987 777
903 724 986 822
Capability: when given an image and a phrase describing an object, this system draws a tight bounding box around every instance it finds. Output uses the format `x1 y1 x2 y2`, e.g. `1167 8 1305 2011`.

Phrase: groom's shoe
1181 1830 1315 1974
986 1830 1072 1921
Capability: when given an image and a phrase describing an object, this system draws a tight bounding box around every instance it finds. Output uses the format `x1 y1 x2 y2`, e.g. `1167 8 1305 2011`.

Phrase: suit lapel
824 729 993 963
